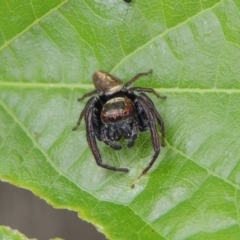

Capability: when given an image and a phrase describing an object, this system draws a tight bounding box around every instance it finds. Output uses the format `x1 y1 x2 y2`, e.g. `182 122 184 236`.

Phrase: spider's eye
103 98 126 112
113 101 125 109
101 97 135 124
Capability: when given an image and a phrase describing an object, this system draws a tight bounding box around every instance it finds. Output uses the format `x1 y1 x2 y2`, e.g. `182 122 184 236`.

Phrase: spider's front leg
85 97 129 173
138 92 165 146
77 90 97 101
124 120 138 148
133 95 161 185
72 90 98 131
72 107 86 131
123 69 153 88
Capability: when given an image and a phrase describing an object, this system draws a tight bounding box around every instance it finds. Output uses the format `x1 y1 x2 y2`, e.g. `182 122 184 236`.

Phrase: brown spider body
73 70 166 183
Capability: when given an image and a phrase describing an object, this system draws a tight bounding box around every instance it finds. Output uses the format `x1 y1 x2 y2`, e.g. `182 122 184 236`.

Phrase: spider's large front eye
104 100 125 112
101 97 135 124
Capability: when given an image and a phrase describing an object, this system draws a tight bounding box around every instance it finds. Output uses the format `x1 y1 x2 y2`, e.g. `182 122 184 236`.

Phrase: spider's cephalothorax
73 70 166 181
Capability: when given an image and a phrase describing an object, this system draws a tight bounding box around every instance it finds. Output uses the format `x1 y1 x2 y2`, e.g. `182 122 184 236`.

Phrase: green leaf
0 226 35 240
0 226 63 240
1 0 240 239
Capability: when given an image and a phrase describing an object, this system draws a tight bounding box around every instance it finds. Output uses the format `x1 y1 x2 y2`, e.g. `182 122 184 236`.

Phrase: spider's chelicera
73 70 165 181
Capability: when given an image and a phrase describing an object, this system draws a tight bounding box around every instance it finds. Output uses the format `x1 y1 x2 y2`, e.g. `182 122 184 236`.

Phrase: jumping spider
73 70 165 181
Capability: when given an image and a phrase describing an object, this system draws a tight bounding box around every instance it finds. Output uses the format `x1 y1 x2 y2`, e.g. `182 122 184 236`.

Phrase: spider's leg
134 96 160 179
135 104 148 132
72 105 87 131
73 90 98 130
77 90 97 101
123 70 153 88
139 92 165 146
129 87 166 99
85 98 128 172
106 141 122 150
126 120 138 148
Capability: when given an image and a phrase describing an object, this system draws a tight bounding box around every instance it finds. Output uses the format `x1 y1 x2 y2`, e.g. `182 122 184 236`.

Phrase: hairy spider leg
123 69 153 88
77 90 97 101
85 97 129 173
73 90 98 130
132 96 161 186
72 106 87 131
139 93 165 146
126 120 138 148
129 87 166 99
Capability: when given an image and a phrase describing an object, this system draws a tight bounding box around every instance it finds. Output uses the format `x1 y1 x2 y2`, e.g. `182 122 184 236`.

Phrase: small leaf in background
0 226 36 240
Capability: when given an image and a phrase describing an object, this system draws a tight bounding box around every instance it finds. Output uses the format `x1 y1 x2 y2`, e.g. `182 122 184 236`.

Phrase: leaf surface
1 0 240 239
0 226 35 240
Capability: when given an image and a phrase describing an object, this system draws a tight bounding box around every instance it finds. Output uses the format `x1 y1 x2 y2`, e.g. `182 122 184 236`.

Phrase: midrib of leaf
1 82 240 95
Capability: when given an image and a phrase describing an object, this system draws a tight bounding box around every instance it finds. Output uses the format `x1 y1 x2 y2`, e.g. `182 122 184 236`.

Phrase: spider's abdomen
101 97 135 124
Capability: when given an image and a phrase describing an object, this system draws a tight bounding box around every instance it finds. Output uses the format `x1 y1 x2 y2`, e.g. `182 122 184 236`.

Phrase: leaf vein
111 0 225 73
166 140 240 191
0 0 69 52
